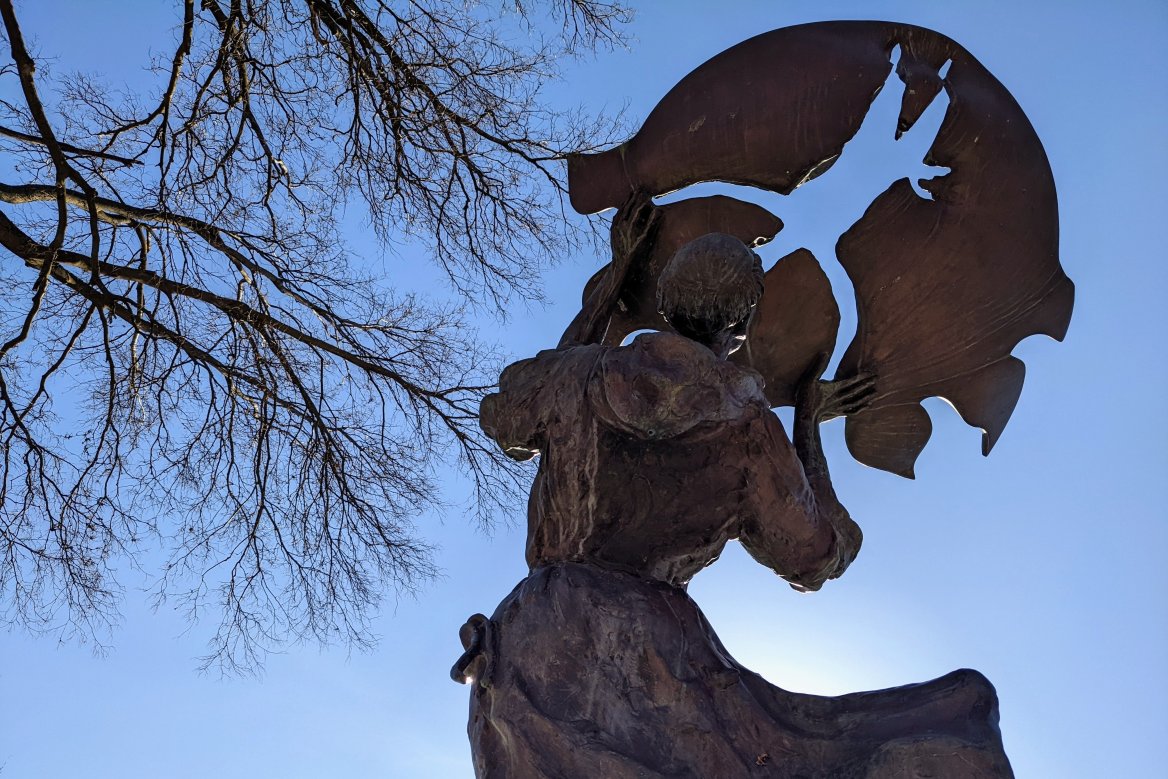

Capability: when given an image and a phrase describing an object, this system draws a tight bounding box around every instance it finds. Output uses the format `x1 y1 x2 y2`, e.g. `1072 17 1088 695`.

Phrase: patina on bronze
454 20 1072 778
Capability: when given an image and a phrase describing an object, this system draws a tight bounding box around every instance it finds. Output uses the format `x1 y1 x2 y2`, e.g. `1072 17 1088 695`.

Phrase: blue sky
2 1 1166 777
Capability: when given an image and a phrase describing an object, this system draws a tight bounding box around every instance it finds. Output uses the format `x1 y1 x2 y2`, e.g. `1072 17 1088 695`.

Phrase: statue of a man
454 196 1013 778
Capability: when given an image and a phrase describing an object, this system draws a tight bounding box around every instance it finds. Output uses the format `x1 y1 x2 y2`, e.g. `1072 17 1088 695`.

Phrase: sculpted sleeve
738 411 861 591
479 345 604 460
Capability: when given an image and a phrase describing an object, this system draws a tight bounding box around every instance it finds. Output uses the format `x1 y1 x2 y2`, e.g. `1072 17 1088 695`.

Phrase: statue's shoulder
594 332 768 438
620 331 767 397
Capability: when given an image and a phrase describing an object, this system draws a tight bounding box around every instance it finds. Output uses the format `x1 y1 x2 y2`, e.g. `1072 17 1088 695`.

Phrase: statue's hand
817 374 877 422
796 354 876 423
785 511 863 594
561 189 662 347
610 188 661 276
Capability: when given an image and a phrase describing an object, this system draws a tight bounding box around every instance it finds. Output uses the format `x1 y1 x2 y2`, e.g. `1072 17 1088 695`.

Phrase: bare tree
0 0 629 672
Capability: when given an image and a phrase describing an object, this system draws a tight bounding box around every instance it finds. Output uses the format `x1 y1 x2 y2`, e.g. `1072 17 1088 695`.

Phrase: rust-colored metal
568 22 897 213
472 324 1010 777
458 20 1074 779
580 194 783 344
568 20 1074 477
732 247 841 407
579 198 840 409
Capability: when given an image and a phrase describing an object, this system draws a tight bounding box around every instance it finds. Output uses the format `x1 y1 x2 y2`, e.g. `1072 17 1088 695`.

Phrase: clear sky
2 1 1166 777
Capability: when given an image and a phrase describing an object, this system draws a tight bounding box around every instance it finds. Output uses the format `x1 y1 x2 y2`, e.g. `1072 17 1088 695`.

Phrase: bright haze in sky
2 2 1166 778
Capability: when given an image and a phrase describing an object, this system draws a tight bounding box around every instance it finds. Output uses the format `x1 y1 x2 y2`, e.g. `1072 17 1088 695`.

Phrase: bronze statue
454 20 1072 778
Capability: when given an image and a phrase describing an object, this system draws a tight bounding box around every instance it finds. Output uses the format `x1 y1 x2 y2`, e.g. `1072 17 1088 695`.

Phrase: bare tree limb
0 0 627 671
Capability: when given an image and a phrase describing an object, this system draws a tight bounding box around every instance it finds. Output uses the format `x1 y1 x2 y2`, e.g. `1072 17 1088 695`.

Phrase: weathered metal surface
567 22 897 213
579 194 783 345
579 197 840 408
455 19 1076 778
479 330 857 589
568 20 1074 476
833 38 1073 476
472 316 1010 775
731 247 841 407
464 563 1014 779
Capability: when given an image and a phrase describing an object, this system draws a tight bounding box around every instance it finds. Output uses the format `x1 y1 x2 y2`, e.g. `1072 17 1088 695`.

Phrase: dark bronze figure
570 20 1073 476
455 20 1072 778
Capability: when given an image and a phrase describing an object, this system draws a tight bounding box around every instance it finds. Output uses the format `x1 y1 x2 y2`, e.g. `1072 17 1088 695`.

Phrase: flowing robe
467 332 1012 778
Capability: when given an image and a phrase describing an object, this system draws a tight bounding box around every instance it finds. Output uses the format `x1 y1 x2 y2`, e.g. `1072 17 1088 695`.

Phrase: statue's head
657 233 765 357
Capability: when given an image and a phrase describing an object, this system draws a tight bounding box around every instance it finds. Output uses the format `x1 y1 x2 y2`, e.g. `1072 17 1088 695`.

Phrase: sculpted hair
656 233 765 342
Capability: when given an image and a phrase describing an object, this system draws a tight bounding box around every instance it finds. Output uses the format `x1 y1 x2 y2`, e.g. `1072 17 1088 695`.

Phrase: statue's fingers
836 382 877 407
841 397 877 415
628 189 655 220
834 380 876 404
645 203 664 229
634 206 662 239
836 373 877 391
842 382 878 400
613 190 647 231
623 200 658 244
838 393 878 416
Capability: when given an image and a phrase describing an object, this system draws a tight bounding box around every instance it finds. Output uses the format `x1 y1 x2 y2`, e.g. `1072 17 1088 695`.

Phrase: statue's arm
739 363 874 591
558 189 660 348
480 346 604 460
479 358 545 461
737 412 858 592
